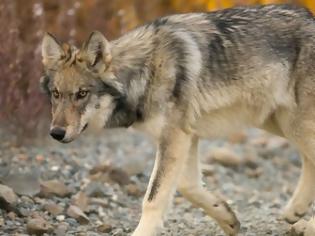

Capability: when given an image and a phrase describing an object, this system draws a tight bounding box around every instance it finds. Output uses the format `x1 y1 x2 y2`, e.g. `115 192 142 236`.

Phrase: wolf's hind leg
283 153 315 224
281 107 315 224
177 137 240 236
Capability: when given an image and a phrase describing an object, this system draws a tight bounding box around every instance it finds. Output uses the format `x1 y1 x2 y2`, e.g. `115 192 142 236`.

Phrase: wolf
40 4 315 235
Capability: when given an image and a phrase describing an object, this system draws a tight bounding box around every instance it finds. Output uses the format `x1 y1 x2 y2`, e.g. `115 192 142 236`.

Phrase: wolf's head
41 31 138 143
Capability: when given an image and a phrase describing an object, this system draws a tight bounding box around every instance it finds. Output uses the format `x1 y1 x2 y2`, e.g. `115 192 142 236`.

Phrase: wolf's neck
110 26 155 76
105 27 156 128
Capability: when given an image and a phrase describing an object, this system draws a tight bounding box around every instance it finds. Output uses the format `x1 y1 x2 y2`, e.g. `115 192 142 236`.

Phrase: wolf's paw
283 206 307 224
218 215 240 236
216 202 240 236
131 220 160 236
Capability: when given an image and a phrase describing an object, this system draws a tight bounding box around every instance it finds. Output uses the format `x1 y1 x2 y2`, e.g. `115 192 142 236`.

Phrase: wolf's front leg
132 127 192 236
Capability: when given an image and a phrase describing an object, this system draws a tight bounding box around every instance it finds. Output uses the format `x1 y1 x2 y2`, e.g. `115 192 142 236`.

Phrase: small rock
305 218 315 236
33 197 46 205
207 147 242 167
7 211 16 220
122 160 146 176
205 175 218 185
56 215 65 221
243 146 260 169
108 167 130 186
89 197 109 207
97 223 113 233
51 166 59 171
201 163 215 176
0 184 17 210
89 164 130 185
89 163 111 175
250 137 268 147
290 219 308 236
19 208 31 217
85 182 109 198
245 167 263 178
228 131 247 144
66 205 89 224
30 211 42 219
266 137 289 150
0 166 9 179
17 154 28 161
125 183 142 197
21 195 34 204
35 154 45 163
40 180 71 197
44 202 64 216
71 191 89 212
54 222 69 236
26 217 53 235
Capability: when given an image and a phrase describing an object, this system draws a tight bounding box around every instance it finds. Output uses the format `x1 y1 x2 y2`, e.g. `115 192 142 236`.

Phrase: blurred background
0 0 315 140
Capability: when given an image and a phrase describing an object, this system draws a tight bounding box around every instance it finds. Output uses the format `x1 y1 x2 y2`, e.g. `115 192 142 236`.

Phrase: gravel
0 128 310 235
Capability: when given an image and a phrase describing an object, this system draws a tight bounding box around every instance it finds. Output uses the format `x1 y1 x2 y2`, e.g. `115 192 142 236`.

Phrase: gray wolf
41 4 315 235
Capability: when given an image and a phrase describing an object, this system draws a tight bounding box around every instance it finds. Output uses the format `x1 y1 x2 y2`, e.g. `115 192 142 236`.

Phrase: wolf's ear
42 33 65 69
80 31 112 72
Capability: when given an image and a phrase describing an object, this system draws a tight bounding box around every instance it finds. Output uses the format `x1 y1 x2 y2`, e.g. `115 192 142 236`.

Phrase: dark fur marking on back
173 65 188 99
169 37 189 99
152 17 168 28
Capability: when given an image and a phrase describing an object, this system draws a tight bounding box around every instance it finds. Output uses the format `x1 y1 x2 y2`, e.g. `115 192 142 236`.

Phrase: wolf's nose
50 127 66 141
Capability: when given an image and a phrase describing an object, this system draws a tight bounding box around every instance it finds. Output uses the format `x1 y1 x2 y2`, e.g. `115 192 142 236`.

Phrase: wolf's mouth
59 124 89 144
60 139 72 144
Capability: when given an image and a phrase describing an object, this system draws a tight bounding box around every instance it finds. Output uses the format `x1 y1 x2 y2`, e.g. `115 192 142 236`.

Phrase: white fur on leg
132 211 163 236
132 128 192 236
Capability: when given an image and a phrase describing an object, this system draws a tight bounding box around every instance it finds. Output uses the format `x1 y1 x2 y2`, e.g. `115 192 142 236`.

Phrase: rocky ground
0 128 314 236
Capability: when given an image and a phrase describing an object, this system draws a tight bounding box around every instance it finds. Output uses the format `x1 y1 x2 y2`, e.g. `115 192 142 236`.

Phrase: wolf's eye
77 90 89 99
52 90 60 99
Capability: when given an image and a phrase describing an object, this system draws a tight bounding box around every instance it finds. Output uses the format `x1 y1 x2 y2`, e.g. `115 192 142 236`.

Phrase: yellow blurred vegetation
172 0 315 13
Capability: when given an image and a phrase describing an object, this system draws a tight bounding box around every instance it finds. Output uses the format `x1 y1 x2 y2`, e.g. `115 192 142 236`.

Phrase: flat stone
108 167 130 186
125 183 142 197
290 219 308 236
26 217 53 235
40 180 71 197
2 172 40 196
97 223 113 233
66 205 89 224
0 184 17 210
305 218 315 236
207 147 242 167
71 191 89 212
44 202 64 216
54 222 69 236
